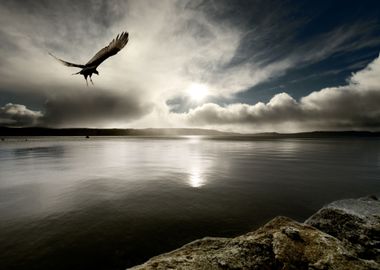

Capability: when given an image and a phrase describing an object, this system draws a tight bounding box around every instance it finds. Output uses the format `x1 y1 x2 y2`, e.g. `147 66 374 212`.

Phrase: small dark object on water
86 136 90 139
1 138 4 141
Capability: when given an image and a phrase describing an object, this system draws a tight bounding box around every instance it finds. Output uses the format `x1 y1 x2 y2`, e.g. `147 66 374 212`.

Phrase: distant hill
248 131 380 138
0 127 237 136
0 127 379 138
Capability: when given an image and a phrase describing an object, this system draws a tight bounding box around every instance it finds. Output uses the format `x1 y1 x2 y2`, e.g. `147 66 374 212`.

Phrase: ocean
0 136 379 269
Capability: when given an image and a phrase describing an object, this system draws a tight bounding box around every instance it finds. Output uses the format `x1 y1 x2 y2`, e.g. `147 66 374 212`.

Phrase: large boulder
306 195 380 262
129 216 378 270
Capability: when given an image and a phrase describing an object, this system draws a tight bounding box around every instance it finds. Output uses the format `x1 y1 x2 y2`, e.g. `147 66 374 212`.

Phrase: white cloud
0 103 42 126
169 54 380 132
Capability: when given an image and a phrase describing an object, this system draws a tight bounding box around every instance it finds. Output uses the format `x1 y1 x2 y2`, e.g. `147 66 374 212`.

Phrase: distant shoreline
1 127 380 138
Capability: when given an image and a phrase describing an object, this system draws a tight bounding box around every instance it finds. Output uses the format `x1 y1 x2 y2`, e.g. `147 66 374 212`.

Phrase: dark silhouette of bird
49 32 129 86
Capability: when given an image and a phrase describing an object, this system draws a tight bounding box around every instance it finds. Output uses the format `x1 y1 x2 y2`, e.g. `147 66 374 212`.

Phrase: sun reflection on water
188 167 205 188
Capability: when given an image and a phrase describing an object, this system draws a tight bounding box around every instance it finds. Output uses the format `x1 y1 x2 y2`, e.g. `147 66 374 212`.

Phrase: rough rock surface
129 196 380 270
306 195 380 262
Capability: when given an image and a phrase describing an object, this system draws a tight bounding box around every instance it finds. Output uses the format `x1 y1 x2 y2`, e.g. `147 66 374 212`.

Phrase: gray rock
306 195 380 262
128 216 379 270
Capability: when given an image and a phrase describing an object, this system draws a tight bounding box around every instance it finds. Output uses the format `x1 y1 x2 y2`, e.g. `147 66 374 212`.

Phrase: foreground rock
306 195 380 262
129 196 380 270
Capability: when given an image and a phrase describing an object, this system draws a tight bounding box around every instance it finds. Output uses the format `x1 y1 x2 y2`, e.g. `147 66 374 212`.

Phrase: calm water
0 136 379 269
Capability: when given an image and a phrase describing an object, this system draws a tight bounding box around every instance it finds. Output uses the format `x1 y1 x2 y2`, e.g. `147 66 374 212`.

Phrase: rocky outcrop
129 196 380 270
306 195 380 263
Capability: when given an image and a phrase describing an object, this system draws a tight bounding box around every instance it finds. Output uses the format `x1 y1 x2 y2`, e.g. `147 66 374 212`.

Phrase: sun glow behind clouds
186 83 209 102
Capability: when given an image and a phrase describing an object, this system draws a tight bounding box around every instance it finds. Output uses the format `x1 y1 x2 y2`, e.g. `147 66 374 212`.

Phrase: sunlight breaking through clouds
170 54 380 133
0 0 380 132
186 83 209 102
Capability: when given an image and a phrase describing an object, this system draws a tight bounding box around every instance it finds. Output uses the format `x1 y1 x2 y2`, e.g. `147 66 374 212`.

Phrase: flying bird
49 31 129 86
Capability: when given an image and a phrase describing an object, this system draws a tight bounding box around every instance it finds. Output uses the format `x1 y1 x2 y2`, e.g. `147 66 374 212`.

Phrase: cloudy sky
1 0 380 132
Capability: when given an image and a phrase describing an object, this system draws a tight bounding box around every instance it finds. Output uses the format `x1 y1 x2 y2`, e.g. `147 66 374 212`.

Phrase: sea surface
0 136 379 269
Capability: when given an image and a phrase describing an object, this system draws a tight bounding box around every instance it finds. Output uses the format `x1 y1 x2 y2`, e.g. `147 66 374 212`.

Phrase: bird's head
94 70 99 75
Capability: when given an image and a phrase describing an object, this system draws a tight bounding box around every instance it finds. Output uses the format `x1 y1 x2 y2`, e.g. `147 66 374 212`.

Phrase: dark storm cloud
0 0 153 128
42 87 153 128
0 87 153 128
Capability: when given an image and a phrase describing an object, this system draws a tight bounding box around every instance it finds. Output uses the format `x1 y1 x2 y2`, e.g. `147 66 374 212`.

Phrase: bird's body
49 31 129 85
72 66 99 83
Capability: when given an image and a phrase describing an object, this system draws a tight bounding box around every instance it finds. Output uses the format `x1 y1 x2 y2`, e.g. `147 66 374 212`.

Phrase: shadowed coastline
1 127 380 138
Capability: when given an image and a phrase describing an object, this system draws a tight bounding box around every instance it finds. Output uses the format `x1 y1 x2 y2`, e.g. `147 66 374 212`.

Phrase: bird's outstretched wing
49 53 85 68
85 32 129 67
